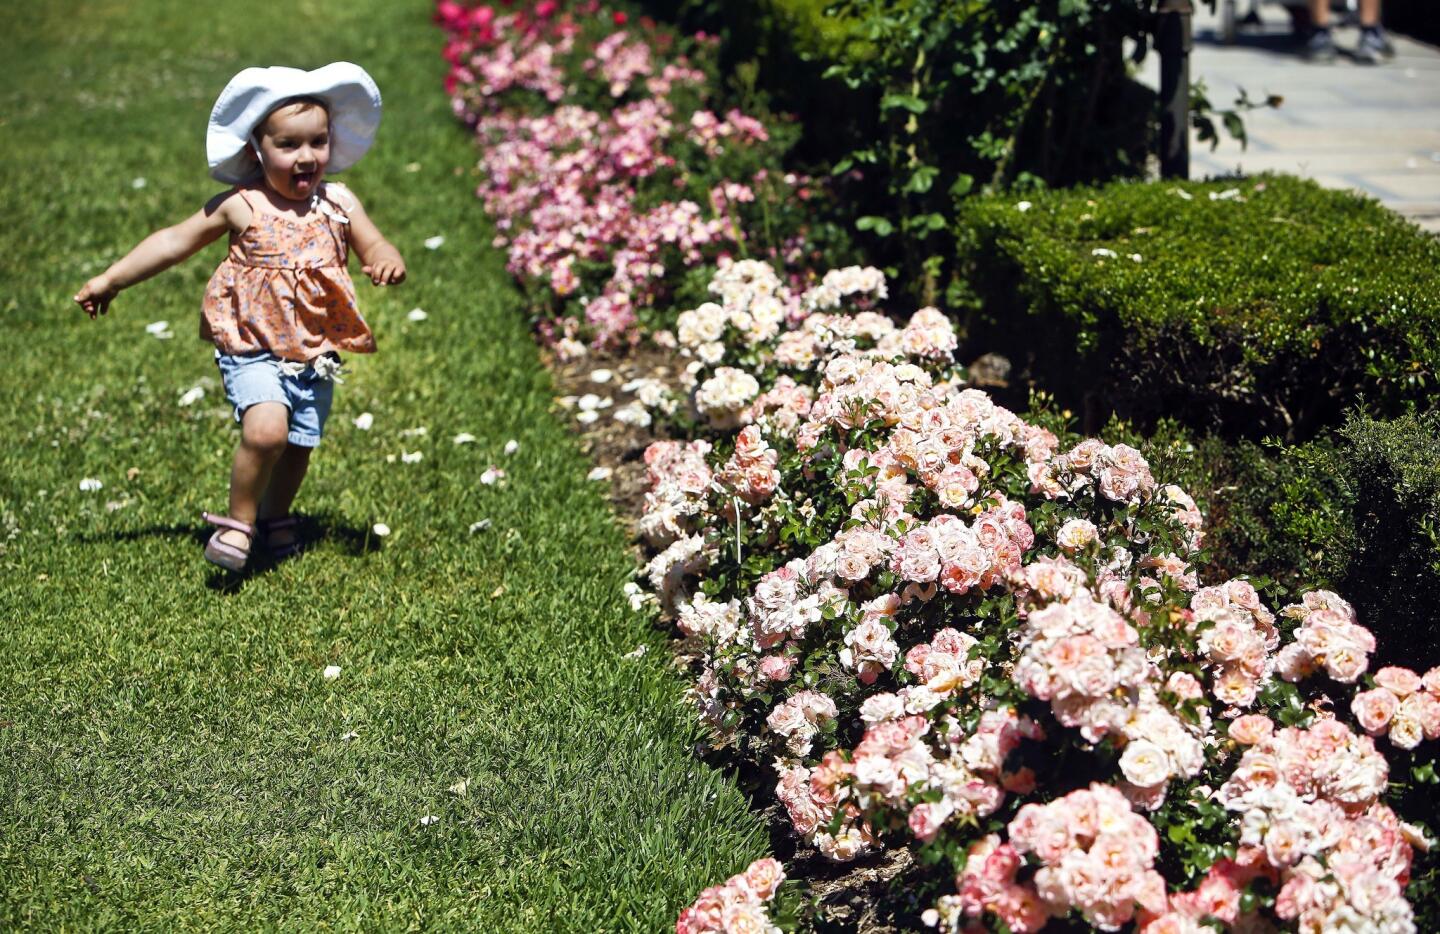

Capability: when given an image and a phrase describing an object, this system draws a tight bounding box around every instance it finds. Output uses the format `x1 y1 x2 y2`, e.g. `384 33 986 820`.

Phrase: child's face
253 103 330 201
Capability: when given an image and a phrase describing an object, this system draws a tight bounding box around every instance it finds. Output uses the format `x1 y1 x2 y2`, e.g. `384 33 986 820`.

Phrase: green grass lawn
0 1 767 928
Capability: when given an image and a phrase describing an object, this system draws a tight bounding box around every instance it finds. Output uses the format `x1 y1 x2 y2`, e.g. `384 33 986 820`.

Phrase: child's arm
345 194 407 286
74 191 242 318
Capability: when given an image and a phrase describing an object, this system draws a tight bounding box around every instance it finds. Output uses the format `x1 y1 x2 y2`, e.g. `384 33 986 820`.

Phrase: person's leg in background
1355 0 1396 63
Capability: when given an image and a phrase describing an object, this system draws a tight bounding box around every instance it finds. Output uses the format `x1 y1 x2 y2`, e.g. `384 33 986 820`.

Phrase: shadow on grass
81 512 383 593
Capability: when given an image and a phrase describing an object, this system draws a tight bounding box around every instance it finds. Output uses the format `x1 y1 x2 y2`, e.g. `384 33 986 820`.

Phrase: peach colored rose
1228 714 1274 745
1373 666 1422 697
1351 688 1399 736
742 857 784 901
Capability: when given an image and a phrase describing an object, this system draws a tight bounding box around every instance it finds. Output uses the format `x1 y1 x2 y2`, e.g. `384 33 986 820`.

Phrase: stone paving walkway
1139 4 1440 231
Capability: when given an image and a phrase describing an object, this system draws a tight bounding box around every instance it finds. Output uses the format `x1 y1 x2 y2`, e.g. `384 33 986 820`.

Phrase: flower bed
438 3 1440 930
439 0 851 357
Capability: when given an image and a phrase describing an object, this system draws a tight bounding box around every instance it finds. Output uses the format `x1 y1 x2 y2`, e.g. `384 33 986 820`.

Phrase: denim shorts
214 351 337 448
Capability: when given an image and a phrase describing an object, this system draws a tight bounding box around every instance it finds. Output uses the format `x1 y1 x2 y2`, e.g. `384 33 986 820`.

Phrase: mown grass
0 1 767 928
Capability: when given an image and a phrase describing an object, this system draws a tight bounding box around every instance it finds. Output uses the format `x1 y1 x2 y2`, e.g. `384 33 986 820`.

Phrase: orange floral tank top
201 182 376 362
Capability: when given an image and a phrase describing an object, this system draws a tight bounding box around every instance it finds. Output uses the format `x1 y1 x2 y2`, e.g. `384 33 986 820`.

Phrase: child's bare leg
218 402 291 549
258 444 313 546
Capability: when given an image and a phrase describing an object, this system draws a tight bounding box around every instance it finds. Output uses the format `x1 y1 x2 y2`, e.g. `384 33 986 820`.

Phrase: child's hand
362 258 406 286
75 275 118 318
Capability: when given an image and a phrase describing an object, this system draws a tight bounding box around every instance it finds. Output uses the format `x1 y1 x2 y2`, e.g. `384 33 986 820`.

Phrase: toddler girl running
75 63 405 572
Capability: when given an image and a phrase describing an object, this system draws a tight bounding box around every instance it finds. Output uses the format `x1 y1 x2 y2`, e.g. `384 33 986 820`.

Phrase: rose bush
439 0 851 356
439 2 1439 929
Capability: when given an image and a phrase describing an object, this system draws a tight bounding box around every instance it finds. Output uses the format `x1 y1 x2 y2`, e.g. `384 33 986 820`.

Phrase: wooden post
1157 0 1194 179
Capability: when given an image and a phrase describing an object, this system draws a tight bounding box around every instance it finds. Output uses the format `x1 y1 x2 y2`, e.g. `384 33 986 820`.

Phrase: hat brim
207 62 381 184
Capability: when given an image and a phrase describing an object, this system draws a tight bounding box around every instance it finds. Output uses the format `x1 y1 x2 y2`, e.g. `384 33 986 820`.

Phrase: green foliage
958 174 1440 439
1321 410 1440 670
644 0 1160 303
1102 412 1440 671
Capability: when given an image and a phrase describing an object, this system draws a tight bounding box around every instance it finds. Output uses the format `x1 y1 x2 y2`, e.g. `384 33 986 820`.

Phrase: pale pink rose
766 700 807 737
1165 671 1204 701
1120 739 1171 788
742 857 784 901
1056 518 1098 553
1352 688 1400 735
1423 667 1440 694
1263 823 1304 867
907 801 954 843
1228 714 1274 745
834 550 871 582
859 692 904 723
990 883 1049 933
1275 643 1317 681
1373 666 1422 697
1415 691 1440 740
1389 715 1423 750
1325 643 1369 683
718 898 771 933
1212 664 1258 707
758 655 793 682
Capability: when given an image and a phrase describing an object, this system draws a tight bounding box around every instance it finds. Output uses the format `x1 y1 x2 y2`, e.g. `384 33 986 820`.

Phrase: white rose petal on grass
419 815 441 827
575 410 599 425
399 426 428 438
480 467 506 486
323 665 342 680
576 393 612 412
1015 200 1033 212
131 177 147 189
1091 248 1118 259
372 523 391 537
340 730 360 742
503 439 519 455
178 386 205 406
401 451 423 464
353 412 374 430
587 466 613 482
613 402 652 428
622 644 648 660
79 477 104 492
589 368 613 384
404 162 422 173
423 236 445 250
1130 254 1143 263
453 432 477 445
407 308 429 322
448 779 469 796
144 320 173 339
468 519 493 534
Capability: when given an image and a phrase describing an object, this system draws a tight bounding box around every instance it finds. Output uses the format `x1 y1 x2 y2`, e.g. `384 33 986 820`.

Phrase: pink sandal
257 515 303 558
202 512 255 572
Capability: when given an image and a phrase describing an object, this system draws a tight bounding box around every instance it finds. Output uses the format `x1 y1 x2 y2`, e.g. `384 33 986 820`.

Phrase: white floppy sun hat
207 62 382 184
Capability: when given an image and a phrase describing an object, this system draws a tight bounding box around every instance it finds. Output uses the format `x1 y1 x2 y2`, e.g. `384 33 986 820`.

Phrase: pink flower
742 857 784 901
908 801 954 843
1228 714 1274 745
1374 666 1422 697
758 655 793 682
1353 688 1400 735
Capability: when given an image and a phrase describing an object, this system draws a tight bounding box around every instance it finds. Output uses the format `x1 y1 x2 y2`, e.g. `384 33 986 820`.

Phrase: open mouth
293 171 317 190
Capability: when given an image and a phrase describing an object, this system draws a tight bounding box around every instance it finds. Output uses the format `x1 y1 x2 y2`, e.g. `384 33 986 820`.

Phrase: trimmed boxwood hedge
955 174 1440 440
1115 412 1440 671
